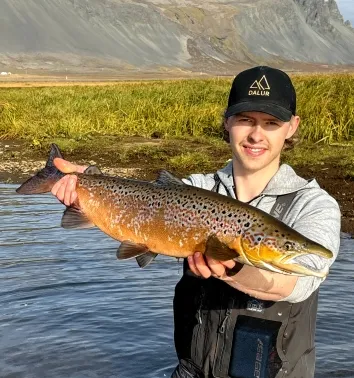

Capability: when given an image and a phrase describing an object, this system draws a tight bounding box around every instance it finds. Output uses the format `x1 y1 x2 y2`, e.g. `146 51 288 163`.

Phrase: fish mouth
276 254 330 278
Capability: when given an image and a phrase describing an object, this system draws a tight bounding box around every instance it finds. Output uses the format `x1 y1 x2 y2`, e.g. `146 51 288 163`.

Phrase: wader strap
269 191 297 221
213 173 297 222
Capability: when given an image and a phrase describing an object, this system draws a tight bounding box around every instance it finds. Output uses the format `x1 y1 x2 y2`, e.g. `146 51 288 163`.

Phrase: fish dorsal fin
135 252 158 268
84 165 103 175
116 240 150 260
204 234 239 261
61 207 95 229
155 170 185 186
45 144 64 169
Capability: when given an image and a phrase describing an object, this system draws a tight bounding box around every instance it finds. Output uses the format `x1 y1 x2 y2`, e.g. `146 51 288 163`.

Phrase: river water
0 183 353 378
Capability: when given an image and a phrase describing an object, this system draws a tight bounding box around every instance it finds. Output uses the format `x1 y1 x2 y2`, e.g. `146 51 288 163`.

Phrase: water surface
0 183 353 377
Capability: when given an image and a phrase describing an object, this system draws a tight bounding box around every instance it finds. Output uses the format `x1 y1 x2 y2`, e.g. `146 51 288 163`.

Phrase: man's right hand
51 158 87 206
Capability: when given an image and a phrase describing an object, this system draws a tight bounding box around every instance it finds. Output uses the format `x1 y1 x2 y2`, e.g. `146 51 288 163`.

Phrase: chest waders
172 176 319 378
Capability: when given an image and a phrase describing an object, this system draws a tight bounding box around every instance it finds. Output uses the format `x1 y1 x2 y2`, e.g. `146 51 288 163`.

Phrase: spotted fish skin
16 144 333 278
76 174 257 257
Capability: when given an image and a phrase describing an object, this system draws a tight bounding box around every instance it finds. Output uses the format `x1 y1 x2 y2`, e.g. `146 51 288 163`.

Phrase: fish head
240 225 333 277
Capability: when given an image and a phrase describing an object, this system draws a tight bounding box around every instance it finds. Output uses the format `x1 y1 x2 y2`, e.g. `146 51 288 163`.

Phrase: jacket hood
216 161 319 196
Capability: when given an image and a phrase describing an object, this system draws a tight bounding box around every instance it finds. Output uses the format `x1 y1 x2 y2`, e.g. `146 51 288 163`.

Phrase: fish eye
283 241 294 251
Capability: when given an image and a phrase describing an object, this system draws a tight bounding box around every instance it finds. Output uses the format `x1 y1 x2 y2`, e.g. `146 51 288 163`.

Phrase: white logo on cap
249 75 270 96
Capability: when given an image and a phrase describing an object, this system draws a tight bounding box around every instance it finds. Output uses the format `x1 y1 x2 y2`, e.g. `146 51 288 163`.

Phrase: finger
220 259 236 270
194 252 211 279
54 158 87 174
52 176 70 202
187 256 201 276
70 190 78 206
206 257 226 278
51 178 62 196
64 175 77 206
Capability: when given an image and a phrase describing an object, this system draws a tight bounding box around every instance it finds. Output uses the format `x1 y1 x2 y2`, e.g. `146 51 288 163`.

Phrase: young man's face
224 111 300 174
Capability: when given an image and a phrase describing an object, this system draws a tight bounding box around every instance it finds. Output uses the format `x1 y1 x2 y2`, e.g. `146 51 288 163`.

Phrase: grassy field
0 74 354 175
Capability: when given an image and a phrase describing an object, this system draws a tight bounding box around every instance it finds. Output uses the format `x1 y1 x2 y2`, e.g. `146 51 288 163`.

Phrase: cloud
336 0 354 25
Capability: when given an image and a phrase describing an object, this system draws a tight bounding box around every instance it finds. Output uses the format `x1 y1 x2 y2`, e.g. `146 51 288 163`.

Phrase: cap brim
225 101 293 122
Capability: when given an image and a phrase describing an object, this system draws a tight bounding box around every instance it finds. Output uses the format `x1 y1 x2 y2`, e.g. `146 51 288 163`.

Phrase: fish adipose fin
61 207 95 229
155 170 185 186
16 143 65 194
204 234 239 261
135 252 158 268
117 240 151 261
84 166 103 175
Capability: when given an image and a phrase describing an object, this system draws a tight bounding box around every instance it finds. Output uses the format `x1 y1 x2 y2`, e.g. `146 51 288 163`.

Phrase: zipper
193 286 205 361
213 297 235 377
219 308 232 334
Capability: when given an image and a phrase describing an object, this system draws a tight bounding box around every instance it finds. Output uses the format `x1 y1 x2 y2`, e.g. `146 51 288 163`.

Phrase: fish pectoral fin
155 170 185 186
135 252 158 268
116 241 150 260
205 234 239 261
84 165 103 175
61 207 95 229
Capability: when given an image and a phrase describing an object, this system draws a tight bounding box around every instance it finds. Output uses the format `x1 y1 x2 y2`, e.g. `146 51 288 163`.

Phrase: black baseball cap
225 66 296 122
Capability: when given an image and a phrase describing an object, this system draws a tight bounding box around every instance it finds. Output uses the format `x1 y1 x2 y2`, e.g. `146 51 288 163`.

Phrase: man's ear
286 116 300 139
224 116 233 131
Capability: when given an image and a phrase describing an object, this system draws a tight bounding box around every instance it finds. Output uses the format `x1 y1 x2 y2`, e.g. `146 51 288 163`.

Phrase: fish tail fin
16 144 65 194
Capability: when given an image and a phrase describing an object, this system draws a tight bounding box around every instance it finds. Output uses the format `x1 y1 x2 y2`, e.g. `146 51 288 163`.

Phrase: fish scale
16 143 333 277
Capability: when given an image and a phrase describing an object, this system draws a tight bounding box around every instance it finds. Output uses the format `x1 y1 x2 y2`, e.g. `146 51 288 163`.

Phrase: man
51 66 341 378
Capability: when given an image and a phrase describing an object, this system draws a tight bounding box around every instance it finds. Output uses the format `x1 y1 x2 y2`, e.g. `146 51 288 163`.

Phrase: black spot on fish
244 222 250 228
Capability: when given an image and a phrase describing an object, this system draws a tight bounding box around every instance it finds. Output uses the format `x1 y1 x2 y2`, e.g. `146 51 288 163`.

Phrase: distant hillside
0 0 354 73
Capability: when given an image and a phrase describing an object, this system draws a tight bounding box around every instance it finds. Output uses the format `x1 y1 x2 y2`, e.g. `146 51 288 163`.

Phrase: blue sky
336 0 354 26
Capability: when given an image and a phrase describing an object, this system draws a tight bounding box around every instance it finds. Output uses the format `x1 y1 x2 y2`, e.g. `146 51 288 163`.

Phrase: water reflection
0 183 353 377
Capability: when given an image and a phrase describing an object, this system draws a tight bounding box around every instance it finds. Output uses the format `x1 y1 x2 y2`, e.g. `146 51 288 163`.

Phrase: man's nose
248 125 264 143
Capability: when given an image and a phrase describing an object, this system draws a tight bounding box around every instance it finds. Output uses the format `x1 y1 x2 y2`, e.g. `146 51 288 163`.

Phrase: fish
16 143 333 277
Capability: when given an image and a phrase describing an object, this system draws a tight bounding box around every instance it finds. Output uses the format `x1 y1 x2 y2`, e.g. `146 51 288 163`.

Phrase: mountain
0 0 353 73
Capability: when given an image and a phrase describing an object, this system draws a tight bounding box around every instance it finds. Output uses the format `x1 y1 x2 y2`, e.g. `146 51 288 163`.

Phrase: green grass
1 74 354 177
1 74 353 144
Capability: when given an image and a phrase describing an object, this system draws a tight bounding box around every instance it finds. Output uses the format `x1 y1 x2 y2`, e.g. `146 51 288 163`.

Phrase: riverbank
1 138 353 235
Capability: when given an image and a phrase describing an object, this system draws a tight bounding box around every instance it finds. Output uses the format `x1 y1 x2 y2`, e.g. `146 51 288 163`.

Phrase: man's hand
187 252 236 279
187 252 298 301
51 158 87 206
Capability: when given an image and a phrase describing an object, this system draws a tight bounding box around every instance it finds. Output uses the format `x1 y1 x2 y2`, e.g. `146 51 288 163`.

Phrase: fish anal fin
84 165 103 175
136 252 158 268
117 241 150 260
61 207 95 229
155 170 185 186
204 234 239 261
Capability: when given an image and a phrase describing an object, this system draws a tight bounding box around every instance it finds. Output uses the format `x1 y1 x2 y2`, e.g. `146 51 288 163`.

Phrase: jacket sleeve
282 191 341 303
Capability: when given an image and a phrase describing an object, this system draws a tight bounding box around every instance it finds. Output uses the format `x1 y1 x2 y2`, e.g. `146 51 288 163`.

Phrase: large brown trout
16 144 332 277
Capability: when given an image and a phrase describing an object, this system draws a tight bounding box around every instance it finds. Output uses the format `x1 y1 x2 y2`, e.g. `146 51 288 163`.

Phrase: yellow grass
0 74 353 144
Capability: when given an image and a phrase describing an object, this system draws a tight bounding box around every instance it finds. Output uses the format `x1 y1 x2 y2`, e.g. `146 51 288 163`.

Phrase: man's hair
221 112 299 151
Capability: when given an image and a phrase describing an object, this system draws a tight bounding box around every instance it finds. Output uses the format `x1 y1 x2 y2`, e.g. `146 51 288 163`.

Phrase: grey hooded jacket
182 161 341 303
